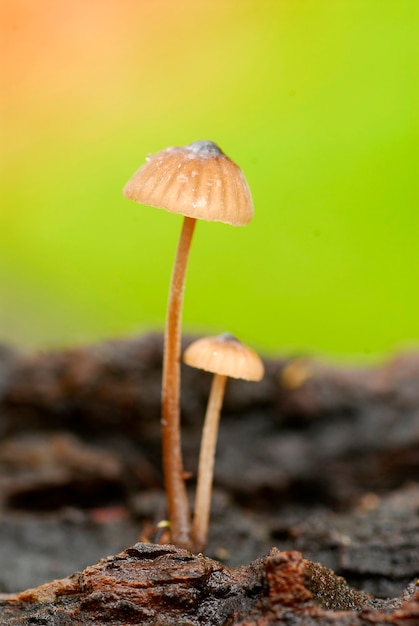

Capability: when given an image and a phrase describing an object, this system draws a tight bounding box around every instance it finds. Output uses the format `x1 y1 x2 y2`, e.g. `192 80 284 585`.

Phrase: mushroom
123 141 253 548
183 333 264 552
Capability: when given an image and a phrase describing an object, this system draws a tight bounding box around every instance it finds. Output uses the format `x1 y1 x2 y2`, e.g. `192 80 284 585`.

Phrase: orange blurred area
1 1 260 121
2 3 184 138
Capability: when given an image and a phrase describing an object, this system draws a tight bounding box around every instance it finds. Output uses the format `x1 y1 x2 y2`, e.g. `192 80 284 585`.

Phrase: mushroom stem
162 215 196 548
192 373 227 553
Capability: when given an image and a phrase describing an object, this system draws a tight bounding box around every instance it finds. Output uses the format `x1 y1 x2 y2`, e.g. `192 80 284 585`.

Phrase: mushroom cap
123 140 253 226
183 333 264 381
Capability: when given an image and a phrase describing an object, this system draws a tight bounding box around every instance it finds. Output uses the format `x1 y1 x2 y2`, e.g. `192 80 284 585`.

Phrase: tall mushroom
123 141 253 548
183 333 264 552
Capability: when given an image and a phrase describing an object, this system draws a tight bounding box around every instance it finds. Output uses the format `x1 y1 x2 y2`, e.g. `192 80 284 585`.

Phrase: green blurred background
1 0 418 361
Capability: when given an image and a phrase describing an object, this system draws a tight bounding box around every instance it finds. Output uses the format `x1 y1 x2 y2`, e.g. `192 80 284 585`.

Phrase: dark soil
0 334 418 624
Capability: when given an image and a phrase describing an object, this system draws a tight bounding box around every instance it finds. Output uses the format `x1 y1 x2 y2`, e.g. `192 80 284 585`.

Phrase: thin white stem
162 216 196 548
192 373 227 553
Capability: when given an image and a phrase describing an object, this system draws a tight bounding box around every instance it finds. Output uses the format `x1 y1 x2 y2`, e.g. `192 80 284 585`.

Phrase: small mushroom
183 333 264 552
124 141 253 548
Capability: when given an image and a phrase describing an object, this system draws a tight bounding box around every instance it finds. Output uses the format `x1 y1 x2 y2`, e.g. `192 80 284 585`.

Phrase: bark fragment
1 544 418 626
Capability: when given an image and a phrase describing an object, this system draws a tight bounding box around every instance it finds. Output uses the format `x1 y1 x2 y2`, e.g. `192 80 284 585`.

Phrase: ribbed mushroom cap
183 333 264 381
123 140 253 226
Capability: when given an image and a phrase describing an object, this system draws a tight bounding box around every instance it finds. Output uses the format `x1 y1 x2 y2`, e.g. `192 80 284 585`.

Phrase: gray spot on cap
218 332 241 344
186 140 223 157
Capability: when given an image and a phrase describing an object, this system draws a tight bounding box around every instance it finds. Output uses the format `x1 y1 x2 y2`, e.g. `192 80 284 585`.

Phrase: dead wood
0 335 418 623
0 543 418 626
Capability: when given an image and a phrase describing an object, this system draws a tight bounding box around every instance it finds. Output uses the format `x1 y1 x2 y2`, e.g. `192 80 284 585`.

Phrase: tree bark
0 543 418 625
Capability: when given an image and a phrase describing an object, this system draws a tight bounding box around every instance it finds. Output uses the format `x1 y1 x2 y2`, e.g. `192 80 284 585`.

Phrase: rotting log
0 335 419 616
1 543 418 626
